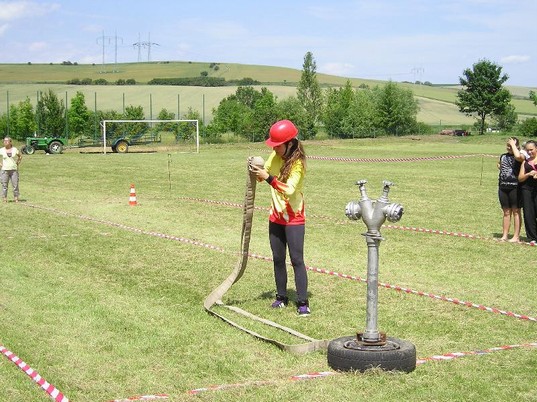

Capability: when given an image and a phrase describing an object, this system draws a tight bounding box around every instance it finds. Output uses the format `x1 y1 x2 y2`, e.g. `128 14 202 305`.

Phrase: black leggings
521 186 537 241
269 222 308 302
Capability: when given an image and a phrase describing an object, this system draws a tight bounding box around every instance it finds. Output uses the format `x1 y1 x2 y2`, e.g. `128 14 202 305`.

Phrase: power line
96 31 123 69
411 67 425 82
133 32 159 62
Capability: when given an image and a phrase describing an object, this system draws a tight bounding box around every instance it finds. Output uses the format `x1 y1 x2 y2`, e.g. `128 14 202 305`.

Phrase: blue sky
0 0 535 87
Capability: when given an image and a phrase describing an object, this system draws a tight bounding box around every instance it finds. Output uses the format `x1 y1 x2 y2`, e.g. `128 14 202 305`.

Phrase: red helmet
265 120 298 147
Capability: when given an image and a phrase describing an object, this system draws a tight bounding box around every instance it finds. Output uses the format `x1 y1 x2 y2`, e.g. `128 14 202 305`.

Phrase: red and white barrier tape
379 281 537 322
113 341 537 399
109 395 169 401
8 202 536 401
247 151 498 163
178 196 536 246
384 224 537 247
0 345 69 402
188 371 337 395
186 341 537 395
416 341 537 364
21 203 537 323
300 263 537 322
307 154 484 163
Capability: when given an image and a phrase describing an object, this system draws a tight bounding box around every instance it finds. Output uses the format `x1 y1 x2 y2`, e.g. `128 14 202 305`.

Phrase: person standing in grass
0 137 22 203
498 137 524 242
251 119 310 316
518 140 537 242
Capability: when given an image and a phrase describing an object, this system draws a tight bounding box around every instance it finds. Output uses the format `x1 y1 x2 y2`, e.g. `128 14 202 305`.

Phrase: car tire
327 335 416 373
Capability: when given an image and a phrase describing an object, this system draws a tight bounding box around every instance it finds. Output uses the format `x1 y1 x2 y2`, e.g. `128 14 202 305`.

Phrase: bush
148 77 226 87
413 121 434 135
229 77 260 86
518 117 537 136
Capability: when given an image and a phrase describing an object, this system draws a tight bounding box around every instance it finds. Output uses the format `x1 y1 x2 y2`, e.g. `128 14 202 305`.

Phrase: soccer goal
100 119 200 154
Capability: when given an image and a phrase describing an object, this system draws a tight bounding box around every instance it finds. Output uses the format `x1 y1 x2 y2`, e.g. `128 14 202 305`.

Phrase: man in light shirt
0 137 22 202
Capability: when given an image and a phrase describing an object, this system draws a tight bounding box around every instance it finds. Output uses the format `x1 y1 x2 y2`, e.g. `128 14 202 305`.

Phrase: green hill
0 61 535 126
0 61 381 86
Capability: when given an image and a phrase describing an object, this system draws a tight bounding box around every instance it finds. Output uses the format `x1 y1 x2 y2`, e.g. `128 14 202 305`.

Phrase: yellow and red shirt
264 151 305 225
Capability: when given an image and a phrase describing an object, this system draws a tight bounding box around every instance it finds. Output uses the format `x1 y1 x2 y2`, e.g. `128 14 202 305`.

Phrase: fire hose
203 157 328 354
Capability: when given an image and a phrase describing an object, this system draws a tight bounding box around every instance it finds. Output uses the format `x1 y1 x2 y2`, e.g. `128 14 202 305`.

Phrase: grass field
1 61 536 126
1 135 536 401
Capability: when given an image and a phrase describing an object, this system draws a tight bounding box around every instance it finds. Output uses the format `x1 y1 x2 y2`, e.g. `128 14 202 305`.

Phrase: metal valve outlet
345 180 403 232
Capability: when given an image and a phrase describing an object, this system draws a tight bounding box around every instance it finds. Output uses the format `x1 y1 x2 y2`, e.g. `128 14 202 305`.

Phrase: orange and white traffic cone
129 184 137 206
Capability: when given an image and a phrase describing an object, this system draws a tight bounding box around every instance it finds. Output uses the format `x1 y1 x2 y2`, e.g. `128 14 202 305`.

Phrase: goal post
100 119 200 154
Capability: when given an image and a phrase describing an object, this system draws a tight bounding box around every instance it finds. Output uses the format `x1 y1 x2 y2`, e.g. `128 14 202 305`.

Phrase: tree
155 108 177 133
0 114 8 138
7 105 20 139
15 98 37 140
68 91 90 138
530 90 537 106
343 88 376 138
493 103 518 131
178 107 204 142
36 89 66 137
322 81 354 138
518 118 537 136
297 51 322 139
207 86 277 141
119 105 146 138
274 96 308 136
373 81 419 135
235 86 263 109
456 59 511 135
249 87 278 142
208 88 253 137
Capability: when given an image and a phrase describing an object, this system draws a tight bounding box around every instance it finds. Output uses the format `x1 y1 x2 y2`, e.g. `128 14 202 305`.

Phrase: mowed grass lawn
1 135 536 401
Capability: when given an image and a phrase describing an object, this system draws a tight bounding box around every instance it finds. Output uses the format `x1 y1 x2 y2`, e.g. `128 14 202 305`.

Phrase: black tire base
327 335 416 373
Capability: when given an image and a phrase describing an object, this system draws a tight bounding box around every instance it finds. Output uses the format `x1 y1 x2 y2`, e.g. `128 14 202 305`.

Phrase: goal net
99 119 199 154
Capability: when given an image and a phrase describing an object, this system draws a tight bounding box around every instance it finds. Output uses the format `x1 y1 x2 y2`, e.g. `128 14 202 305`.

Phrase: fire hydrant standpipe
329 179 415 372
345 180 404 344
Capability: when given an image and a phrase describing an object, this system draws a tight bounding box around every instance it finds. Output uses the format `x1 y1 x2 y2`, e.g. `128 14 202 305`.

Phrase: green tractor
22 136 67 155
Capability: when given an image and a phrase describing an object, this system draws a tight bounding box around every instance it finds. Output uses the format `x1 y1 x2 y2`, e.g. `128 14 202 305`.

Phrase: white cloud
500 55 531 64
319 62 355 77
0 1 59 21
0 23 9 35
28 41 48 51
175 18 248 40
82 23 104 34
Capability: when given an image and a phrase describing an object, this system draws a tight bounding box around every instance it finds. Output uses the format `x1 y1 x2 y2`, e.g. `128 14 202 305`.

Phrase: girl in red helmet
251 119 310 316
